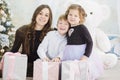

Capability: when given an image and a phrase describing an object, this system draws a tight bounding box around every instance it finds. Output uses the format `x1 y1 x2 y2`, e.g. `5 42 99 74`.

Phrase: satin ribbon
42 61 48 80
7 55 15 80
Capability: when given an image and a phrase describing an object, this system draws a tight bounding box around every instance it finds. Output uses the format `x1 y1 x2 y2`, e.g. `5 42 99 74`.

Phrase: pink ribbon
7 55 15 80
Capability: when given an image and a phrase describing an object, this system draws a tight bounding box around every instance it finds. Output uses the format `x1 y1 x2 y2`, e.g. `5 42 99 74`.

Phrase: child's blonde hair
57 14 68 24
65 4 87 24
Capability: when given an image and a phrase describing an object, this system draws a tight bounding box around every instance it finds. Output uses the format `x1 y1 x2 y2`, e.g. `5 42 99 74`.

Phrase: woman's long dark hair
24 4 52 54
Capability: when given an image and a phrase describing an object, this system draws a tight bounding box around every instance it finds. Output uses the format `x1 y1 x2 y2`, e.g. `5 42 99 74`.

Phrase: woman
11 4 52 76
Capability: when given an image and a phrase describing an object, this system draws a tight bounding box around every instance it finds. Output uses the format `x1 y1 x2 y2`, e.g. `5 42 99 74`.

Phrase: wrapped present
62 60 89 80
2 52 27 80
33 59 59 80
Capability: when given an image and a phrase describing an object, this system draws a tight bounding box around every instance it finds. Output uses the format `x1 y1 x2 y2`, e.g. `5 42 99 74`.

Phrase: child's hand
80 55 88 61
52 57 60 62
42 57 50 62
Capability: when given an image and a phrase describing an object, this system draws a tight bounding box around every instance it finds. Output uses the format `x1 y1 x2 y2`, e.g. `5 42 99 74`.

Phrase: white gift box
62 60 89 80
2 52 27 80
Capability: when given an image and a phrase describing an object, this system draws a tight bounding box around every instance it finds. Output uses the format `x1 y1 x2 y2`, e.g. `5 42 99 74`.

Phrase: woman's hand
52 57 60 62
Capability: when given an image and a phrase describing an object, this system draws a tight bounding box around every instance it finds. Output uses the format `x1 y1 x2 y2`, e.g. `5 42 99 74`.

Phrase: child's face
67 9 80 26
57 19 69 36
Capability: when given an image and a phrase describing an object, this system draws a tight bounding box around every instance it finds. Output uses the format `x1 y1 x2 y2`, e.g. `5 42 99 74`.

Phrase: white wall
117 0 120 34
5 0 36 28
5 0 120 34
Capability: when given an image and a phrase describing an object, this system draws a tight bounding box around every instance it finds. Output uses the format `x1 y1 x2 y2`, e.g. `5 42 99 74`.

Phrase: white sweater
37 31 67 59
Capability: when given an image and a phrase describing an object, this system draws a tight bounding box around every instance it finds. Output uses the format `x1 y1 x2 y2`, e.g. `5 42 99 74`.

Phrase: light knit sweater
37 31 67 59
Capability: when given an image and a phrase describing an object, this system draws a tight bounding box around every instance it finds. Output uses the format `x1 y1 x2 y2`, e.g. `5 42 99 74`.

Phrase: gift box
33 59 59 80
2 52 27 80
61 60 89 80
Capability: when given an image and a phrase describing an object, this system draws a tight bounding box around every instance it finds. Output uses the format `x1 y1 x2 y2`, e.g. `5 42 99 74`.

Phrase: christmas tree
0 0 15 56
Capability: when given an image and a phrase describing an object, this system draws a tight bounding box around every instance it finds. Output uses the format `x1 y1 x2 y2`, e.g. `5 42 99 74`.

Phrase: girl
37 14 70 62
62 4 104 79
62 4 93 61
10 4 53 76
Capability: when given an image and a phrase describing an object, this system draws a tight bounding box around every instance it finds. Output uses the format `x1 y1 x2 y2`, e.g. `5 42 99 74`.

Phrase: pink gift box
33 59 60 80
2 52 27 80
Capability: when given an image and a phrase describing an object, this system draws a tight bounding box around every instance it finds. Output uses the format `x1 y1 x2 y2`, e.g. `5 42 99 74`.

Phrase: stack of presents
0 52 93 80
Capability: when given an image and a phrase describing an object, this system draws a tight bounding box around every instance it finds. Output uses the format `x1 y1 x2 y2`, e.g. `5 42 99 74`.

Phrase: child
37 14 70 62
62 4 104 79
62 4 93 61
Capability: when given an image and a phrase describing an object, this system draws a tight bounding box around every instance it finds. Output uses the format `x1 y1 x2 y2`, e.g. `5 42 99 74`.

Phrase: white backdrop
117 0 120 34
6 0 120 34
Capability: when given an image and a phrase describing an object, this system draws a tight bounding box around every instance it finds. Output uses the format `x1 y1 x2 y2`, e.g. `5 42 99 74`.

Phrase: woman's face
57 19 69 36
36 8 50 27
67 9 80 26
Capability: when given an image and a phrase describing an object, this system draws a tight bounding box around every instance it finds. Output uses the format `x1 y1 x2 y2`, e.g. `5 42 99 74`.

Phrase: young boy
37 14 70 62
